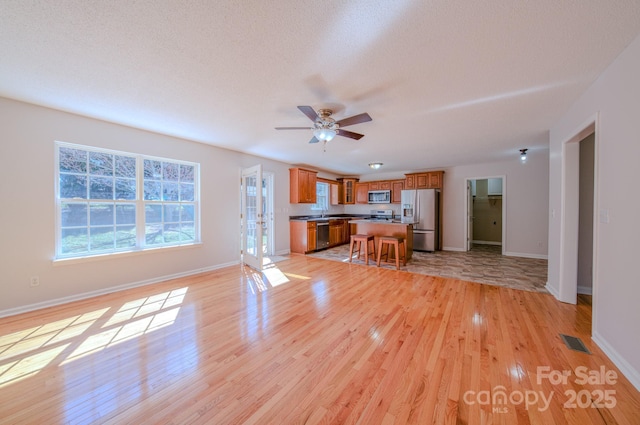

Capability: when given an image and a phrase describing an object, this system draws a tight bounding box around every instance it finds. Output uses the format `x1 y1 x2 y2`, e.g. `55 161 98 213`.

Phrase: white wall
0 97 293 315
548 33 640 390
441 150 549 258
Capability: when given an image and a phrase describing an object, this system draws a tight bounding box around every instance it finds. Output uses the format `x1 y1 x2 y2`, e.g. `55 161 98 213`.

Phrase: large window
56 142 199 259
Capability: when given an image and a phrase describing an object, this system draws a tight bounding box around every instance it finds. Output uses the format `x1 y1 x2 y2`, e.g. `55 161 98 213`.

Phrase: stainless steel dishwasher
316 221 330 249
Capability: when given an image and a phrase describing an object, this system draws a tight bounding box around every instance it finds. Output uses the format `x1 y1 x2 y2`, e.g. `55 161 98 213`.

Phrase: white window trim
54 141 201 261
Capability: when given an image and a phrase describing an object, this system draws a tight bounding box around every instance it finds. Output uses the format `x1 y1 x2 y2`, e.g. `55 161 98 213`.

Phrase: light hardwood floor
1 256 639 424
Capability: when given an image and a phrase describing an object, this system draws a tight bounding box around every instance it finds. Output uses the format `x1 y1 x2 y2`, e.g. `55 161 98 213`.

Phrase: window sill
52 242 203 266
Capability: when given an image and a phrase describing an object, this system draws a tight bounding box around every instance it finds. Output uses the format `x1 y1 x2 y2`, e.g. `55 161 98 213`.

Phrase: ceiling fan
275 106 372 143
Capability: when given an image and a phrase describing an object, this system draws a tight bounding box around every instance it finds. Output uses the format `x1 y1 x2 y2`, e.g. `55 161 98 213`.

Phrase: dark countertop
289 214 369 222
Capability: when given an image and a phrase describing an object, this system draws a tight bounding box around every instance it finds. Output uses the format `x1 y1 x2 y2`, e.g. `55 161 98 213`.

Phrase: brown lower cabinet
290 218 352 254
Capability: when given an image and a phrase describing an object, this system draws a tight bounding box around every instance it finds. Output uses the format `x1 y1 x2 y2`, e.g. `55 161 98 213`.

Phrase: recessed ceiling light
369 162 383 169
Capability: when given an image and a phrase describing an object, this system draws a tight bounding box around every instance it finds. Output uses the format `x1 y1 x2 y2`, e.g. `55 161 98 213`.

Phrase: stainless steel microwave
368 190 391 204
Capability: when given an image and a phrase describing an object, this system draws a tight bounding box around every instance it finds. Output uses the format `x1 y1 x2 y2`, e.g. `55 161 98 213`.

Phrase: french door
241 165 263 271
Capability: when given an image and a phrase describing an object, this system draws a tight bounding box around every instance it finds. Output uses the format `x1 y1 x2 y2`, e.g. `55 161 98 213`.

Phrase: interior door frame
464 175 507 254
262 171 275 257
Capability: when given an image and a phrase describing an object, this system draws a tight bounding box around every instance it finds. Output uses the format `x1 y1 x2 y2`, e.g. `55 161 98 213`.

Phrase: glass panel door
241 165 263 271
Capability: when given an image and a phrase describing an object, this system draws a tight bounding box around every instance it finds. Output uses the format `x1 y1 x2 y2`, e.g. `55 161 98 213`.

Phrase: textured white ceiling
2 1 640 175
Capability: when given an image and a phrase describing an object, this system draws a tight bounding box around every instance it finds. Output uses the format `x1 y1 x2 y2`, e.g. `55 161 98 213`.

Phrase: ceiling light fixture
369 162 383 169
520 148 528 162
313 128 337 142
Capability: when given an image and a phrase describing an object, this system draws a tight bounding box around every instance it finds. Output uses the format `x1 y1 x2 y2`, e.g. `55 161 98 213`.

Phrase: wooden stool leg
394 241 400 270
401 240 406 266
369 238 376 263
363 239 369 265
376 239 383 266
349 238 354 262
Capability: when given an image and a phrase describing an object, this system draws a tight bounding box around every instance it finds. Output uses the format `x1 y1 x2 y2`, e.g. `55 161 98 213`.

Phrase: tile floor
308 244 548 293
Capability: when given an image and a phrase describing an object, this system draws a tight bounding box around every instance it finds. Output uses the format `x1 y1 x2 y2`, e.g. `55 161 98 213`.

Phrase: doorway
559 121 597 305
240 165 275 272
465 176 506 254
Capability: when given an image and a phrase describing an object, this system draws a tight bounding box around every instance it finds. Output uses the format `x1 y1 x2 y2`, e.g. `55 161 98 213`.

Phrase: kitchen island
349 220 413 261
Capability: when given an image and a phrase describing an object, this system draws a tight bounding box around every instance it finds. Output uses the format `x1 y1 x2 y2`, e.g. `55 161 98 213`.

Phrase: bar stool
349 234 376 265
377 236 406 270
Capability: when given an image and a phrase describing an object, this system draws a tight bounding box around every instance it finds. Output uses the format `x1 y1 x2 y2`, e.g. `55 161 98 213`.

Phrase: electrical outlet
30 276 40 287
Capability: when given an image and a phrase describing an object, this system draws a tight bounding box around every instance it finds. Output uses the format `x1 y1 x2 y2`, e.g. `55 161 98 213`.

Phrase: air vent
560 334 591 354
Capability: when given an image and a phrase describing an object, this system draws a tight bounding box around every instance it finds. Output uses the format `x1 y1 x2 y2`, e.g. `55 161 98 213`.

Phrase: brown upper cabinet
392 180 404 203
337 178 358 204
290 168 318 203
355 182 369 204
404 171 444 189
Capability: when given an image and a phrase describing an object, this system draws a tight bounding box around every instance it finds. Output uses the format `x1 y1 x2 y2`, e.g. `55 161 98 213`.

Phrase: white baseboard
442 246 466 252
504 251 548 260
545 282 560 299
0 260 239 319
472 240 502 246
577 285 593 295
592 331 640 392
275 249 291 256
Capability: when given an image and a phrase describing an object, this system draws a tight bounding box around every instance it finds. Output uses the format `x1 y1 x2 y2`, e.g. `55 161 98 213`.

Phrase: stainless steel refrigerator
401 189 440 251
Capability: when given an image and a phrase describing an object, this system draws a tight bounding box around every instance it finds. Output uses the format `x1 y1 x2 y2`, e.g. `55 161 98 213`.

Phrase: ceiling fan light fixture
520 148 528 162
369 162 383 169
314 128 337 142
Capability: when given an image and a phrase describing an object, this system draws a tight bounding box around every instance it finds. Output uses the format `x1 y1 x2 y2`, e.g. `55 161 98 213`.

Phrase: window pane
163 162 179 181
181 205 195 221
61 202 87 227
181 223 195 242
163 223 180 243
115 178 136 200
180 164 194 182
89 152 113 176
61 228 88 253
60 174 87 199
144 159 162 179
90 176 114 200
90 227 115 251
115 155 136 178
180 183 194 201
163 182 179 201
145 224 164 245
116 204 136 225
144 181 161 200
164 204 180 223
145 204 162 223
90 203 114 226
115 226 136 248
59 148 87 173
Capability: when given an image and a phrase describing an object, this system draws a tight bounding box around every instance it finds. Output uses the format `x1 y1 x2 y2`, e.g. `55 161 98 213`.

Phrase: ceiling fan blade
336 129 364 140
297 105 319 122
336 112 372 127
275 127 313 130
309 136 320 144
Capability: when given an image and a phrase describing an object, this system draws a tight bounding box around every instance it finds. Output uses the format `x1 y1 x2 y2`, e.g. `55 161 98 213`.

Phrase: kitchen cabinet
307 222 317 251
337 178 358 204
290 220 317 254
342 220 350 244
404 171 444 190
290 168 317 203
329 220 343 246
368 181 391 191
330 183 339 205
391 180 404 203
355 182 369 204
